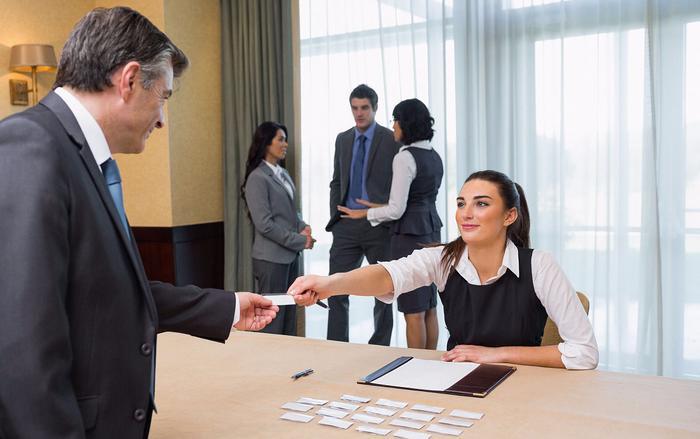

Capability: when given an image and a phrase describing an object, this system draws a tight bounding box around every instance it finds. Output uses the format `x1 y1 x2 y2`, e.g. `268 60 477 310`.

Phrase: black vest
391 147 443 235
439 248 548 350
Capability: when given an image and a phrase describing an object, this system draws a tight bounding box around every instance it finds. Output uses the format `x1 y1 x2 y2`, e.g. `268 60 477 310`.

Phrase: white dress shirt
366 140 433 226
377 240 599 369
53 87 242 325
263 160 294 199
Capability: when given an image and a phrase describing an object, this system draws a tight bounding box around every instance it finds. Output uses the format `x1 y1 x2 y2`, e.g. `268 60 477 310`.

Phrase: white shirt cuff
232 293 241 328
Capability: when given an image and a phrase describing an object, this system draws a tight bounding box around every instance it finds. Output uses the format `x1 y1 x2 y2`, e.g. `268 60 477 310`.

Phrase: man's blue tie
348 134 367 205
100 158 130 239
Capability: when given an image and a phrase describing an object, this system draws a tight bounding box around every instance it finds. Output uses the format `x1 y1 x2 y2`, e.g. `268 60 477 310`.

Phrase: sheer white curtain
299 0 700 379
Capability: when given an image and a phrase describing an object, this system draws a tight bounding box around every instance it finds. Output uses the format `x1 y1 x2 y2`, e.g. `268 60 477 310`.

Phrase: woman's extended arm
288 265 394 305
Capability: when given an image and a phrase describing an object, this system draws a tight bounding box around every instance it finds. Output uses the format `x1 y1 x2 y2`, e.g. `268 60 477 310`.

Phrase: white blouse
377 240 599 370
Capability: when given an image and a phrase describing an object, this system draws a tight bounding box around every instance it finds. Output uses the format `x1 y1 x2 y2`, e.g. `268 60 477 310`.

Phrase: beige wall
0 0 223 227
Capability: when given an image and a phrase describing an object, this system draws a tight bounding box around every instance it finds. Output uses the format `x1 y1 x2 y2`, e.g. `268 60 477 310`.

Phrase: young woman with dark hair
290 170 598 369
337 98 444 349
242 121 314 335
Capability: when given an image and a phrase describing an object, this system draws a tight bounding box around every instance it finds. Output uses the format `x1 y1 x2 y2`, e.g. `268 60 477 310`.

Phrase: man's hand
234 293 279 331
441 345 505 363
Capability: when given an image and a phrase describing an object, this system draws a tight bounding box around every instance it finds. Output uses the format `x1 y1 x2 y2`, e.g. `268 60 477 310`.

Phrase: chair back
540 291 590 346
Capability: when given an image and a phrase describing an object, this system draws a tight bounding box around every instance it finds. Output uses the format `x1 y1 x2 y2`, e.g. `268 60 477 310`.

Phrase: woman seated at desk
290 170 598 369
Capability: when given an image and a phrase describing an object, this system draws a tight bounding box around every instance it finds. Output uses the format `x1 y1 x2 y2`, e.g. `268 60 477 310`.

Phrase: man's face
350 97 376 132
119 65 173 154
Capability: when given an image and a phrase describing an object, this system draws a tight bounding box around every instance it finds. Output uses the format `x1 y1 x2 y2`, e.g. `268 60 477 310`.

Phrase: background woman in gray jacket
242 122 314 335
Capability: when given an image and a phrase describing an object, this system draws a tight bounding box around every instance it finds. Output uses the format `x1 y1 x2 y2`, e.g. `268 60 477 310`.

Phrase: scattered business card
376 398 408 408
449 409 483 420
411 404 444 414
357 425 392 436
281 402 314 412
297 397 328 405
365 406 398 417
342 394 372 403
400 411 434 422
319 416 353 429
329 401 360 411
280 412 314 423
389 419 425 430
438 418 473 428
427 424 462 436
351 413 384 424
317 407 349 419
393 429 431 439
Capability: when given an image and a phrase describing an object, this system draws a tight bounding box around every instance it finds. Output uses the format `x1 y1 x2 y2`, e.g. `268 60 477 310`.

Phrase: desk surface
150 332 700 438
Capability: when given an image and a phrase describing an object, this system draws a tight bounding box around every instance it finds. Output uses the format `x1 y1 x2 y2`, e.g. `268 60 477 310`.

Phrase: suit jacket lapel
366 126 383 175
341 131 354 201
40 92 158 321
259 162 296 209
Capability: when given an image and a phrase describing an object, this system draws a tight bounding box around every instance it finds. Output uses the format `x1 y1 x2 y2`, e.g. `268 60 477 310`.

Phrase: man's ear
114 61 141 100
504 207 518 227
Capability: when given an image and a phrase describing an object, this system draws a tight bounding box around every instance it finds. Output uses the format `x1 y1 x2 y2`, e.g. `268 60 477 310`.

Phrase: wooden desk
150 332 700 438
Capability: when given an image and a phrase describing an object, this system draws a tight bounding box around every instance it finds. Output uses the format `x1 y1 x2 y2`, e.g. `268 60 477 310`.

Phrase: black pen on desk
291 368 314 380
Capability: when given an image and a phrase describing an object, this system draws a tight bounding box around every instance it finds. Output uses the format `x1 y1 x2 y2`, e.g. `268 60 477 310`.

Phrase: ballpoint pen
291 368 314 380
288 289 328 309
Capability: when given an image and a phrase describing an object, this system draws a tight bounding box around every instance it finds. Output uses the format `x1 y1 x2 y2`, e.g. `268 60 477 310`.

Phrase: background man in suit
326 84 402 345
0 7 278 439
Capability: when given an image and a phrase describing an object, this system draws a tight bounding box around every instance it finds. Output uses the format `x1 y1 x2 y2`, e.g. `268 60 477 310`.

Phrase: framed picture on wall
9 79 29 106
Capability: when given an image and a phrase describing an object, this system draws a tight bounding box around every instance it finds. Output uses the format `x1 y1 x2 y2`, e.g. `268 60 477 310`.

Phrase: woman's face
265 129 288 164
392 119 403 142
455 179 517 248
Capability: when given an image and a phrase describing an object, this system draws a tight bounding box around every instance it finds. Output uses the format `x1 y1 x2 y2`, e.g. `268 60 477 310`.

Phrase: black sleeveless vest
391 147 443 235
439 247 548 350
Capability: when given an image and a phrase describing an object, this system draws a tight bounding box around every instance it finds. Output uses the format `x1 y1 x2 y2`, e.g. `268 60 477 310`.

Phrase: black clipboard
357 356 516 398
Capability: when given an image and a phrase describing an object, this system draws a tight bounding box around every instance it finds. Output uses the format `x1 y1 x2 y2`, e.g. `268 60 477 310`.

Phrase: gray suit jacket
326 123 401 231
245 162 307 264
0 92 235 439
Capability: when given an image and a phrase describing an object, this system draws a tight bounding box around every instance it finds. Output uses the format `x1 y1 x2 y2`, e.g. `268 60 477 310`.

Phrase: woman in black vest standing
292 170 598 369
338 99 443 349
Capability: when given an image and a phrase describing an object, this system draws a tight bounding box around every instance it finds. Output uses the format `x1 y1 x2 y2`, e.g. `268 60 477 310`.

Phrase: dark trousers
253 257 299 336
327 218 393 345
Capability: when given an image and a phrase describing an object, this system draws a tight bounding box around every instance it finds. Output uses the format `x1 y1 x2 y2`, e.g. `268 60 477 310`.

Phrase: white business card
389 419 425 430
351 413 384 424
449 409 483 420
318 407 349 419
329 401 360 411
342 394 372 403
281 402 313 412
438 417 473 428
280 412 314 423
376 398 408 408
319 416 353 429
365 406 398 417
297 397 328 405
393 429 431 439
263 294 296 306
400 411 434 422
427 424 462 436
411 404 444 414
358 425 392 435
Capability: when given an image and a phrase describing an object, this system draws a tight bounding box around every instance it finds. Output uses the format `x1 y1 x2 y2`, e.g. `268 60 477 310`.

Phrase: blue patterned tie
100 158 130 239
348 134 367 204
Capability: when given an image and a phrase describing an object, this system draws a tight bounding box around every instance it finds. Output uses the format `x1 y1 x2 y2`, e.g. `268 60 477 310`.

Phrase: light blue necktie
100 158 130 239
348 134 367 204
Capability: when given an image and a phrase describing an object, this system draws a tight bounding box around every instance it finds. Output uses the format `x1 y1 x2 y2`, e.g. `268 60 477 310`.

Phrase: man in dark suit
326 84 401 345
0 7 278 439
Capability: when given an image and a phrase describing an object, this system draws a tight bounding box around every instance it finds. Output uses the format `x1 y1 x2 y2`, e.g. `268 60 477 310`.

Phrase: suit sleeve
329 134 342 218
0 117 85 438
245 172 307 252
150 282 235 341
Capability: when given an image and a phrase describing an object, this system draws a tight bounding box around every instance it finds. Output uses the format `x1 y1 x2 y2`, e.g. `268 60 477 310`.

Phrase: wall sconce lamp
9 44 57 105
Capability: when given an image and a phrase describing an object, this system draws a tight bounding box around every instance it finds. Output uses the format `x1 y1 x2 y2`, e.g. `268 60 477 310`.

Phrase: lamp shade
9 44 57 73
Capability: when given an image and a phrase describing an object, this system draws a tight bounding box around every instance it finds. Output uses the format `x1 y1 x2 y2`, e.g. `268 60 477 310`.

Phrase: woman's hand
355 199 385 209
300 226 315 249
441 345 505 363
287 275 332 306
337 205 367 219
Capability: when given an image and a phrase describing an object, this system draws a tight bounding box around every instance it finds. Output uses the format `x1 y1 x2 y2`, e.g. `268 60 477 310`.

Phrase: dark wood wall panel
133 222 224 289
